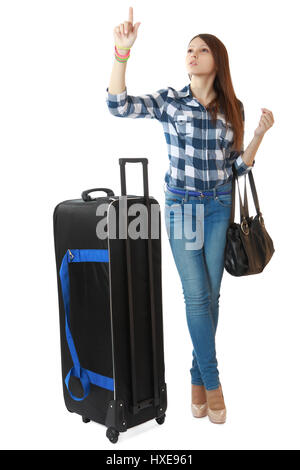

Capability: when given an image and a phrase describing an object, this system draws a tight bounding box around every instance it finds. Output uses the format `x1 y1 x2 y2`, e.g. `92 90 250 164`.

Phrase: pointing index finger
128 6 133 24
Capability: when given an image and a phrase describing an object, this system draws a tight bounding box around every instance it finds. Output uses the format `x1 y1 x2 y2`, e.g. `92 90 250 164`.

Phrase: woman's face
186 37 216 77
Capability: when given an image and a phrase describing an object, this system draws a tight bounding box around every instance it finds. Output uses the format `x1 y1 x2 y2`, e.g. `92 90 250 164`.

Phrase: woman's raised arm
108 6 140 95
106 7 168 120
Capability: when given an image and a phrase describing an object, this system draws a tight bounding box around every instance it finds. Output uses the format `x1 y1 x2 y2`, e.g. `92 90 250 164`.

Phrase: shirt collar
176 83 207 109
177 83 222 113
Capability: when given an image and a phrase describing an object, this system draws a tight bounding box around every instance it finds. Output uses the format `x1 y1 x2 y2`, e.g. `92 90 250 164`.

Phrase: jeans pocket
164 189 184 206
165 198 183 208
214 192 232 207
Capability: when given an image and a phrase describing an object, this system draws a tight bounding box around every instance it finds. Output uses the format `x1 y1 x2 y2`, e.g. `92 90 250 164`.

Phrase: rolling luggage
53 158 167 443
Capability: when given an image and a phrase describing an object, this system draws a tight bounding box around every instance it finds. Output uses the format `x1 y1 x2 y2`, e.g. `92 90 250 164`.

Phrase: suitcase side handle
119 158 149 197
81 188 115 201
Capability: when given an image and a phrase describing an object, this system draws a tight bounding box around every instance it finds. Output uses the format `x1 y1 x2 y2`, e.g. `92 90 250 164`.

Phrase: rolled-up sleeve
105 86 169 120
230 101 255 177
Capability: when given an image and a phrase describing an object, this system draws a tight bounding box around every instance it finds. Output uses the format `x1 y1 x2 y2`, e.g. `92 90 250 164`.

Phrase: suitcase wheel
156 413 166 425
82 417 91 424
106 427 119 444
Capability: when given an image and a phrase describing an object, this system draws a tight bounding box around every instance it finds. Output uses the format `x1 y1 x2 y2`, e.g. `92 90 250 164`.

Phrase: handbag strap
230 166 262 225
243 174 249 217
230 166 248 224
241 169 262 218
247 170 261 216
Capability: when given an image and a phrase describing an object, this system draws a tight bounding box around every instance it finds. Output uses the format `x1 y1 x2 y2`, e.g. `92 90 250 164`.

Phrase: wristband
115 44 131 50
115 54 130 63
114 45 130 58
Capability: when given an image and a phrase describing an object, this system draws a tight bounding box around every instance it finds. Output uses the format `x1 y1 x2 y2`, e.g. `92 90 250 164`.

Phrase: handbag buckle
241 218 250 235
258 214 265 226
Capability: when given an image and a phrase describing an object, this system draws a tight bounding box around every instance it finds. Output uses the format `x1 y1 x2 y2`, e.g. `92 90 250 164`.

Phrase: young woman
106 6 274 424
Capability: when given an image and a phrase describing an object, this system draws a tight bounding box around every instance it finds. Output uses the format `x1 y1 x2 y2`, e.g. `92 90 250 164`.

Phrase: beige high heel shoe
205 384 226 424
191 385 208 418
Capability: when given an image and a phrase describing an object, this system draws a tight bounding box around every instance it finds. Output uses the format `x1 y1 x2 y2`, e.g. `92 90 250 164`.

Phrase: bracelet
114 45 130 58
114 45 130 62
115 54 130 63
115 44 131 50
115 55 130 62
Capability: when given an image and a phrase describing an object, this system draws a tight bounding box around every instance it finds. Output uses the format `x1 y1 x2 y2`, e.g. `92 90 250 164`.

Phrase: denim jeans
164 181 233 390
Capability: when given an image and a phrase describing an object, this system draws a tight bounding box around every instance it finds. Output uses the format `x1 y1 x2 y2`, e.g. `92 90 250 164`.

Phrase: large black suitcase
53 158 167 443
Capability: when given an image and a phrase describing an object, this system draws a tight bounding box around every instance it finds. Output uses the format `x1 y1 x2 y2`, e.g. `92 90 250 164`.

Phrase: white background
0 0 299 450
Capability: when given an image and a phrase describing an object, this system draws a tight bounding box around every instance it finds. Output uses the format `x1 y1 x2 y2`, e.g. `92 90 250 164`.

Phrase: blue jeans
164 181 233 390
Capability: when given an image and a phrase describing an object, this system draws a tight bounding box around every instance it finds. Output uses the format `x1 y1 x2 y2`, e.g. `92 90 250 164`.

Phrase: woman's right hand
113 6 141 50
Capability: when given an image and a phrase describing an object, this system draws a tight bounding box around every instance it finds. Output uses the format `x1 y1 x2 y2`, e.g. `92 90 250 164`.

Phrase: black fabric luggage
53 158 167 443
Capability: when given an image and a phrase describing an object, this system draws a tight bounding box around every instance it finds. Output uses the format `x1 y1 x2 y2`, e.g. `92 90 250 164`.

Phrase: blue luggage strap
59 248 114 401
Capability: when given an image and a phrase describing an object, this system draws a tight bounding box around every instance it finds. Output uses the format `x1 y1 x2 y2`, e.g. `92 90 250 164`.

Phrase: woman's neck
190 85 216 108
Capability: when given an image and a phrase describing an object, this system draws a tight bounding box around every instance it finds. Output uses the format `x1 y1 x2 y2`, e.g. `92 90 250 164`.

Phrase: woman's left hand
254 108 274 137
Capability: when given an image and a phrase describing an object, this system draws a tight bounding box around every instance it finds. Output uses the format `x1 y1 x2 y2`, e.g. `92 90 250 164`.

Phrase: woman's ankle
191 384 207 404
205 385 225 410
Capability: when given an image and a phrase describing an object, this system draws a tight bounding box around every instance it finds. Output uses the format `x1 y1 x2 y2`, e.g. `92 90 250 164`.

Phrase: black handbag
224 165 275 276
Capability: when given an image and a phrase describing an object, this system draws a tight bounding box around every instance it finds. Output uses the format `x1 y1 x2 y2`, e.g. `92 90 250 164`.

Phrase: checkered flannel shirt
106 83 255 191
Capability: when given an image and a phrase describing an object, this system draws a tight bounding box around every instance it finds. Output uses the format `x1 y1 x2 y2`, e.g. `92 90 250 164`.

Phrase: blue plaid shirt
106 83 255 191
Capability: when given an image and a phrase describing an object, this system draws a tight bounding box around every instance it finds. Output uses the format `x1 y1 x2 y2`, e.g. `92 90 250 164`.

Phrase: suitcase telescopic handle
81 188 115 201
119 158 162 414
119 158 149 197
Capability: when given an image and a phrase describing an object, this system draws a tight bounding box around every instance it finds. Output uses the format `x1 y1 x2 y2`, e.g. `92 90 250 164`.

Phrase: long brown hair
188 34 244 151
